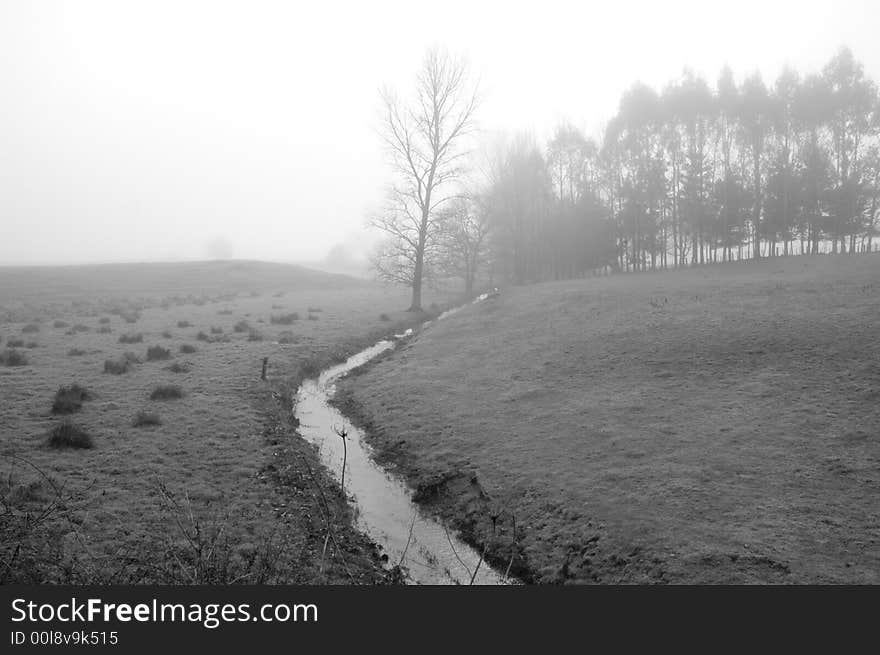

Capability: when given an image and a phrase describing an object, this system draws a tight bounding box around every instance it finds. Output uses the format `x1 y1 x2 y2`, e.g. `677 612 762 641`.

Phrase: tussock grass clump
122 311 141 324
150 384 183 400
0 349 28 367
195 330 209 341
247 330 264 342
179 344 197 354
51 385 93 414
270 312 299 325
277 331 297 344
97 325 112 334
233 320 251 333
71 324 90 333
217 309 233 315
98 317 111 324
53 320 70 328
379 313 391 322
103 358 131 375
307 314 319 321
67 348 86 356
118 333 143 344
25 341 39 349
22 324 40 334
177 320 192 328
166 362 191 374
133 410 162 427
146 345 172 361
210 326 223 334
7 338 25 348
47 421 93 449
307 306 323 313
161 330 173 339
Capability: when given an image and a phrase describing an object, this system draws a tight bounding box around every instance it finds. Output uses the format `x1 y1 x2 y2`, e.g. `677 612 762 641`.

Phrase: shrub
161 330 173 339
67 348 86 356
150 384 183 400
7 338 24 348
210 326 223 334
98 317 111 324
25 341 39 349
277 331 297 344
133 410 162 427
307 306 323 313
122 312 140 324
233 320 250 333
217 309 233 315
123 352 141 364
270 312 299 325
71 324 90 333
177 320 191 328
166 362 191 374
53 320 69 328
0 349 28 366
196 331 209 341
307 314 319 321
47 421 93 449
119 333 143 344
146 345 172 361
379 313 391 322
51 384 92 414
103 358 130 375
179 344 197 354
22 324 39 334
247 330 264 342
97 326 112 334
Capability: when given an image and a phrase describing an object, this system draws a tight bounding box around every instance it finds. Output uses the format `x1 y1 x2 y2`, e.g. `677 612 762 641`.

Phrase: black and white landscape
1 1 878 585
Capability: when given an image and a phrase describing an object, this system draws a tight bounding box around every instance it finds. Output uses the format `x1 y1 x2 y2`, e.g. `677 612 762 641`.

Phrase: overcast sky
1 0 878 266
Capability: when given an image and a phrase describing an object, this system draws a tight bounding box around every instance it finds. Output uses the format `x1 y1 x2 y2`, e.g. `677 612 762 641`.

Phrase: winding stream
293 293 508 585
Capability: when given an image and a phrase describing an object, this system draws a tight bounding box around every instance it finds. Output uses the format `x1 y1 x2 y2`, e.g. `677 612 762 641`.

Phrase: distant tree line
372 47 880 303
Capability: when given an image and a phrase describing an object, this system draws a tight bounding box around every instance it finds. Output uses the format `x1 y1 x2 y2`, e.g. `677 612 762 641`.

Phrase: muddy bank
258 310 461 584
330 384 534 583
254 380 398 583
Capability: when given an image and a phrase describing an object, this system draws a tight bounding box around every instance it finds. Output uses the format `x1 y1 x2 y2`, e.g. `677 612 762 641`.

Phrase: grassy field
335 255 880 583
0 260 445 583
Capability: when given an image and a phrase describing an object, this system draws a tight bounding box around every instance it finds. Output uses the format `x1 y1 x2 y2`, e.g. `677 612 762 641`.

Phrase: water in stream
294 295 507 585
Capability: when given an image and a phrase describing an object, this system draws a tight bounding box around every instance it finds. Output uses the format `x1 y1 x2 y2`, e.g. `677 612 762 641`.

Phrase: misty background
1 0 878 267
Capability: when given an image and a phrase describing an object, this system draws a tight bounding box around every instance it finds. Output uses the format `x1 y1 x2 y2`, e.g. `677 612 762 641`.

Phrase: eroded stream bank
293 294 513 585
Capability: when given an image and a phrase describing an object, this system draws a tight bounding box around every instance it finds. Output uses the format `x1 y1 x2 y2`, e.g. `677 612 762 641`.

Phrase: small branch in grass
443 524 471 580
300 456 355 583
469 544 489 585
397 510 417 568
469 512 497 586
504 514 517 582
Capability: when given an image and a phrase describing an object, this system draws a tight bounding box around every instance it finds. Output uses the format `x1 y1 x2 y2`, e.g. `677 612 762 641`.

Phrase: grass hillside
0 260 365 306
335 255 880 583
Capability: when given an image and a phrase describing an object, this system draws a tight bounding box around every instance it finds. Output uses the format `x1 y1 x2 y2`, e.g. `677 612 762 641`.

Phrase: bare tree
372 47 479 311
437 195 491 296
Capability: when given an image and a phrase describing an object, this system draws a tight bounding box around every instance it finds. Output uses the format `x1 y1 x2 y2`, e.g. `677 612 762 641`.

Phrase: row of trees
372 47 880 309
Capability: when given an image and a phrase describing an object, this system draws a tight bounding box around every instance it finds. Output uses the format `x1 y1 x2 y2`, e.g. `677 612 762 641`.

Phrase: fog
1 0 877 266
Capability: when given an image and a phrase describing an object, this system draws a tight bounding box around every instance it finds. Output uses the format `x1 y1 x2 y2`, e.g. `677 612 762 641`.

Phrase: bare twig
397 511 417 568
300 456 355 583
